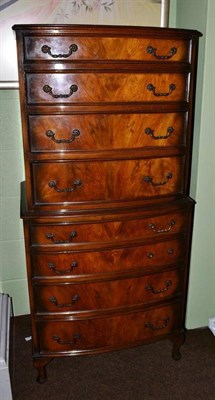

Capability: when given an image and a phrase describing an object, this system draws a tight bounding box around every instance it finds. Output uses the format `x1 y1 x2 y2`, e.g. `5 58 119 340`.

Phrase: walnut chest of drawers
13 24 202 383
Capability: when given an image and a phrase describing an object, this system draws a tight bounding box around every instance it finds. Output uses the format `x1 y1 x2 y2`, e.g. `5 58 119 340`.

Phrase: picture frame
0 0 170 89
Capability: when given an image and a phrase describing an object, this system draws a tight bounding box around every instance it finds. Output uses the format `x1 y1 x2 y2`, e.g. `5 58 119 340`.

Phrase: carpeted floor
10 315 215 400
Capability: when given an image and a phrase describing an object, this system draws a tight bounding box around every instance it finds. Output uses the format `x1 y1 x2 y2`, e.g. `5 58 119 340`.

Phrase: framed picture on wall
0 0 170 88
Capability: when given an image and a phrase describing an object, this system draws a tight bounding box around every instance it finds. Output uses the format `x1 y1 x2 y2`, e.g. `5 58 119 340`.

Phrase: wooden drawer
25 36 189 62
26 73 188 104
29 113 186 153
34 269 182 313
30 211 188 247
32 157 184 205
36 302 182 354
31 238 184 277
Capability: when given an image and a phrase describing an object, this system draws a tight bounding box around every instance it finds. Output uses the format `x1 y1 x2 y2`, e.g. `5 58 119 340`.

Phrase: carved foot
33 357 53 383
169 332 185 361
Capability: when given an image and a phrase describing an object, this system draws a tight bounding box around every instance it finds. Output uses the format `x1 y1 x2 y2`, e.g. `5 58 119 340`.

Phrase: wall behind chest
175 0 215 329
0 89 28 314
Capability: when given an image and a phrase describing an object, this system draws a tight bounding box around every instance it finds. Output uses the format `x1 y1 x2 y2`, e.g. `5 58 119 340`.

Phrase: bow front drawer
30 211 188 246
29 113 186 152
31 158 183 206
26 73 188 104
31 238 184 277
25 36 189 62
34 269 182 313
36 302 182 354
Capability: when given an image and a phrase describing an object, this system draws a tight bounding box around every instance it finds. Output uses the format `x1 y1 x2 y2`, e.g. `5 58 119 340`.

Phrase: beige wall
175 0 215 329
0 90 28 314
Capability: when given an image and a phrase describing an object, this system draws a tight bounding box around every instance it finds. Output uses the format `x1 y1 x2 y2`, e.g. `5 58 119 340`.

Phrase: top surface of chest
13 24 201 63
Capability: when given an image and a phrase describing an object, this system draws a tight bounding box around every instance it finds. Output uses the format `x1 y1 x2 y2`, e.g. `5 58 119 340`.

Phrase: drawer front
32 238 184 277
30 212 188 246
26 73 187 104
29 113 186 152
25 36 189 62
34 269 182 313
32 157 183 205
37 302 182 353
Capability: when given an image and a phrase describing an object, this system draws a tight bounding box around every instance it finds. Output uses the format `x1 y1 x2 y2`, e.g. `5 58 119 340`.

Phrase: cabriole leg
33 357 53 383
170 332 185 361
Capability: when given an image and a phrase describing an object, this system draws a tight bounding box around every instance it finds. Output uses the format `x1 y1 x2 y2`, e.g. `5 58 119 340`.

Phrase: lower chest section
25 199 194 356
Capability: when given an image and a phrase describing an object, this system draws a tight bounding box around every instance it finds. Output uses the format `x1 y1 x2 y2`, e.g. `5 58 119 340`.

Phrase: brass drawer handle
46 129 80 144
145 127 174 140
143 172 172 186
48 179 82 192
48 261 79 274
49 294 80 307
147 83 176 97
145 317 170 331
148 220 175 233
52 333 81 346
41 44 78 58
146 45 177 60
45 231 77 244
43 84 78 98
145 279 172 294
